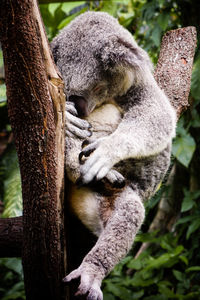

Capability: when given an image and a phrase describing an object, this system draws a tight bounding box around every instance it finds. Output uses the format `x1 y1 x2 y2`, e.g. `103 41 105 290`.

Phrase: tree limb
154 26 197 116
135 26 197 258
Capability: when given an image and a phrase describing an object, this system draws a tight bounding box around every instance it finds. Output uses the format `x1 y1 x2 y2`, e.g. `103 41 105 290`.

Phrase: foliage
0 0 200 299
0 258 25 300
0 145 22 218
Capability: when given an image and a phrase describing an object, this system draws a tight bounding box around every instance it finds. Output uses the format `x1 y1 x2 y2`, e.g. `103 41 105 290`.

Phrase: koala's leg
63 186 145 300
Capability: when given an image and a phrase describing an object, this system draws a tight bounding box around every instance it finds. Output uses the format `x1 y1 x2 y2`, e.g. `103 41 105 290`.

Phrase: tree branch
135 26 197 258
154 26 197 116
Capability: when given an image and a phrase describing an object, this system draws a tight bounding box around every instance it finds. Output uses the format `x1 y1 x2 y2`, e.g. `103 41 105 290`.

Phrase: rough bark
135 26 197 257
155 26 197 116
0 217 22 257
0 0 66 300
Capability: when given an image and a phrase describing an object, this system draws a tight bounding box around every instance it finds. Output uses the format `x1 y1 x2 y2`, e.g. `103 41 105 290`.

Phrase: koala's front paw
78 138 115 184
65 102 92 139
63 265 103 300
105 169 125 188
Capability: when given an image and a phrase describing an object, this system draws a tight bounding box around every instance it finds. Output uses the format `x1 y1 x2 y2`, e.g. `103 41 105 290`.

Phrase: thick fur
51 11 176 300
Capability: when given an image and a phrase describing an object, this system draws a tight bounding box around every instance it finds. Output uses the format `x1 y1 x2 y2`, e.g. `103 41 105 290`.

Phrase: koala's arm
79 83 176 184
111 89 176 159
65 102 126 186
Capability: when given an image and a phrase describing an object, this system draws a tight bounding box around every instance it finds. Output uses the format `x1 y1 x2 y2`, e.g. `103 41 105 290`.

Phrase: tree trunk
0 217 22 257
0 1 66 300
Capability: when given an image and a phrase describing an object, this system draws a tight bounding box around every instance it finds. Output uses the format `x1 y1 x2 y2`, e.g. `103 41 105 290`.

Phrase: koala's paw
65 102 92 139
63 266 103 300
105 169 125 188
77 138 114 184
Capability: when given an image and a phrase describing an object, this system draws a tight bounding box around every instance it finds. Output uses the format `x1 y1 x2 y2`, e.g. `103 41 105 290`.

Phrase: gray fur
51 11 176 300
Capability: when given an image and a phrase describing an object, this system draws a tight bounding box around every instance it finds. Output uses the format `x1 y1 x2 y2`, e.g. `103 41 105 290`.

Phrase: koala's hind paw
105 169 125 188
63 266 103 300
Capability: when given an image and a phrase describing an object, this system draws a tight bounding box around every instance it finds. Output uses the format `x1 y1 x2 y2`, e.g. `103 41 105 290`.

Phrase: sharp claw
79 152 85 164
84 148 95 158
82 140 90 148
113 180 126 189
62 277 69 283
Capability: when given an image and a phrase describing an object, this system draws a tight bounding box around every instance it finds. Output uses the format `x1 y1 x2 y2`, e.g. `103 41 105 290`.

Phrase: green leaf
118 12 135 28
157 13 169 30
186 266 200 272
181 193 195 212
103 293 115 300
62 2 85 14
151 25 162 47
143 296 167 300
39 4 55 28
173 270 185 281
101 0 118 16
190 108 200 128
1 146 22 218
58 7 88 30
3 258 23 275
181 189 200 212
48 3 61 15
158 284 177 298
191 54 200 100
186 218 200 239
179 255 189 265
0 49 3 67
172 130 196 168
130 272 158 287
127 257 143 270
105 282 134 300
144 246 184 270
0 84 6 102
176 215 198 226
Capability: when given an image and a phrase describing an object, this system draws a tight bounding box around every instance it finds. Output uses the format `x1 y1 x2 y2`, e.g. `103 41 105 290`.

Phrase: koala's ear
95 37 149 71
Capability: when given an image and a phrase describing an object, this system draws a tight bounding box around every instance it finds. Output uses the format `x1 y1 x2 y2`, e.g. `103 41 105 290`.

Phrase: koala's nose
68 95 89 118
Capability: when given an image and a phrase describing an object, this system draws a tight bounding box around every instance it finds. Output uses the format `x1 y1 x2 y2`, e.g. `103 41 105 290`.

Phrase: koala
51 11 176 300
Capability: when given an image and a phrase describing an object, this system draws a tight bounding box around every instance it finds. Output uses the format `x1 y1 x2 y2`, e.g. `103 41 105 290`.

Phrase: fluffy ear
95 37 151 72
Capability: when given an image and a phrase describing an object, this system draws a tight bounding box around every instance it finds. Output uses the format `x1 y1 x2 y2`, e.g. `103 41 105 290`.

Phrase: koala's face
65 60 112 118
66 65 134 118
51 11 151 118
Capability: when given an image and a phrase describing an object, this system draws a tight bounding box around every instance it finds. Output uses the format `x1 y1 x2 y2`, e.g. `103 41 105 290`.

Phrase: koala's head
51 11 152 117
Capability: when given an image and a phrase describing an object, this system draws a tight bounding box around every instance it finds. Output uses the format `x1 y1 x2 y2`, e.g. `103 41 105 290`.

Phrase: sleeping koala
51 11 176 300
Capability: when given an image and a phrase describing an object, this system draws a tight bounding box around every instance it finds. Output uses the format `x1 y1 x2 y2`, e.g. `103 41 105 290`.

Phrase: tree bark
155 26 197 116
135 26 197 258
0 1 66 300
0 217 22 257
